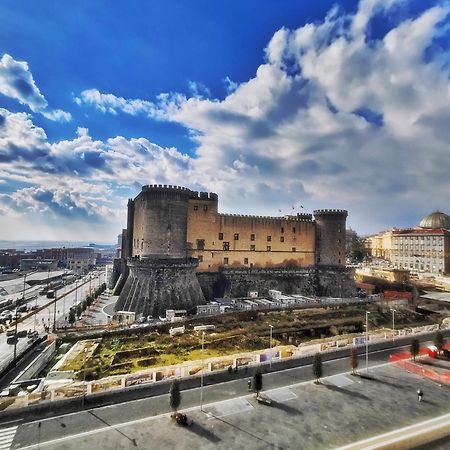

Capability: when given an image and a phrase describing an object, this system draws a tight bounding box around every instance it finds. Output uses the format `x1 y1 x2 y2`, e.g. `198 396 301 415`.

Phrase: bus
46 289 55 299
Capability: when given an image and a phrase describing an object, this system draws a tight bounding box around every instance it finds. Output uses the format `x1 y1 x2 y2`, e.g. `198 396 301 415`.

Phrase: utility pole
269 325 273 369
200 331 205 412
14 273 27 364
365 311 370 372
81 348 88 409
390 308 396 344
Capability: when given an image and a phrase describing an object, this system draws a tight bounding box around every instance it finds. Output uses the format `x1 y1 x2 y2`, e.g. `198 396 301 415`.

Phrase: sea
0 240 115 252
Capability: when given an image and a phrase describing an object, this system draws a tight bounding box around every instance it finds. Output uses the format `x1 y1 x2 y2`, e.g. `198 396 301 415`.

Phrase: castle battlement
314 209 348 216
141 184 191 193
218 213 314 222
189 191 218 201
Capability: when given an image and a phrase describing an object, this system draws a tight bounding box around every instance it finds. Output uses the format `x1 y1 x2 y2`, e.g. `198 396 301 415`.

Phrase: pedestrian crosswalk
0 426 17 450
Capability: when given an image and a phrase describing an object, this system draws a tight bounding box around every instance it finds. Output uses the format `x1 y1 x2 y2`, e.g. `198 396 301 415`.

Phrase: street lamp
365 311 370 372
269 325 274 369
390 309 396 344
14 273 27 364
200 331 205 412
81 348 88 409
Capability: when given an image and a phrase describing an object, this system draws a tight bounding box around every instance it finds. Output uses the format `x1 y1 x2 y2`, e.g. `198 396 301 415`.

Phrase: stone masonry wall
197 267 356 300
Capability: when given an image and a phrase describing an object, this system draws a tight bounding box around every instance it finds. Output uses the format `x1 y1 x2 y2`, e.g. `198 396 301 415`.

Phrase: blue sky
0 0 449 241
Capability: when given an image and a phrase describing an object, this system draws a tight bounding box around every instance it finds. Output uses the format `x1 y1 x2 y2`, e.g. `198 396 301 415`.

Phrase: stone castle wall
197 266 356 300
115 258 205 317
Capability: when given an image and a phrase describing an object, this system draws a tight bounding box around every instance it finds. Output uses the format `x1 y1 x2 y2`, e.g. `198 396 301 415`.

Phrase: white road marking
0 426 17 450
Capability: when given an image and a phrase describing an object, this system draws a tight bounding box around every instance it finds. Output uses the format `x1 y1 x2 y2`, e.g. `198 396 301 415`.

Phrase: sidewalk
10 363 450 450
336 413 450 450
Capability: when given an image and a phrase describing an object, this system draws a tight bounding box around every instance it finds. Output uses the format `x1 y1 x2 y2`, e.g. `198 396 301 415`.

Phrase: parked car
16 330 27 338
5 329 15 337
6 335 17 344
16 304 28 313
27 331 39 342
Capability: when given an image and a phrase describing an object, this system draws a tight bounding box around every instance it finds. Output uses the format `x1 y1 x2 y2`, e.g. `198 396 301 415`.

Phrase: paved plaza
10 362 450 450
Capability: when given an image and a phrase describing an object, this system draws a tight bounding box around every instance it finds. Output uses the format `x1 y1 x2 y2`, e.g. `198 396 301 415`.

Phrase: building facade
129 186 347 271
366 211 450 274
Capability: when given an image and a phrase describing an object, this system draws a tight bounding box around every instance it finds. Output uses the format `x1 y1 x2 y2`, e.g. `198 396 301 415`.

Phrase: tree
86 295 93 307
169 379 181 414
410 338 420 361
68 308 76 325
346 230 369 263
313 353 323 383
434 330 445 354
76 303 83 318
253 369 263 397
351 347 358 375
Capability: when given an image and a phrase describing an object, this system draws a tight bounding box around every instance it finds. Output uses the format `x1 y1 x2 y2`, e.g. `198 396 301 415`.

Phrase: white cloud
5 0 450 237
0 54 71 122
75 89 165 119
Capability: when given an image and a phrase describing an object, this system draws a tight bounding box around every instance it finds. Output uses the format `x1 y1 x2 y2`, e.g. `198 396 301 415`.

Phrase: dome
419 211 450 229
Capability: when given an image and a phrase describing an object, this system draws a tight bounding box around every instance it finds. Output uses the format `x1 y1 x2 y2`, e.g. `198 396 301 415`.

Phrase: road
5 341 450 450
0 270 106 375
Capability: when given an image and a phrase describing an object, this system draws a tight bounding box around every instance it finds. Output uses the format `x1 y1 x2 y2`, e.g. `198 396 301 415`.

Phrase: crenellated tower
314 209 348 266
115 185 205 318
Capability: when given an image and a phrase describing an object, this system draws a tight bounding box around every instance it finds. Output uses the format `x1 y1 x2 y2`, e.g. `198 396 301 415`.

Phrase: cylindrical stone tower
314 209 348 266
115 185 205 318
132 185 191 259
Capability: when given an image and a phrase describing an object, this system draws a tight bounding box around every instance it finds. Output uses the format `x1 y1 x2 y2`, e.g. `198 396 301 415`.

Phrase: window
234 233 239 241
280 236 284 242
197 239 205 250
267 246 271 251
292 247 296 252
224 257 229 265
193 205 198 211
250 234 255 241
250 245 256 251
223 241 230 251
339 259 341 264
244 258 248 264
267 235 272 242
203 204 208 212
281 227 284 233
198 255 203 262
293 227 296 233
218 232 223 240
317 257 321 263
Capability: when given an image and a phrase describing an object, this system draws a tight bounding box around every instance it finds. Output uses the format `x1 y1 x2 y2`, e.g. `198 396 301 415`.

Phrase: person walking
417 389 423 402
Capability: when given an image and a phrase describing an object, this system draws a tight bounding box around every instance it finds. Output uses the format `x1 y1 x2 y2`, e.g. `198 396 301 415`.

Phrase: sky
1 0 450 241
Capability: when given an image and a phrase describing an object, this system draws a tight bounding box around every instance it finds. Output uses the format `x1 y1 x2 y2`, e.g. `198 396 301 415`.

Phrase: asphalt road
0 271 105 374
6 341 449 450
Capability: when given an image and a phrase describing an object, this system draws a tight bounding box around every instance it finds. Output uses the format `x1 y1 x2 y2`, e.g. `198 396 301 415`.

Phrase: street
0 270 106 375
4 342 450 450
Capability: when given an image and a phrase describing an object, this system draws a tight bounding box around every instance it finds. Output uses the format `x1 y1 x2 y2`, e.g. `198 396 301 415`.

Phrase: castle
112 185 355 317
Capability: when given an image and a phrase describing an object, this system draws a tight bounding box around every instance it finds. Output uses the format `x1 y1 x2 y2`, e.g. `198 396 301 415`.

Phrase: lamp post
62 271 67 324
200 331 205 412
365 311 370 372
81 348 88 409
74 280 78 307
14 273 27 364
52 292 57 332
390 309 396 344
269 325 274 369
